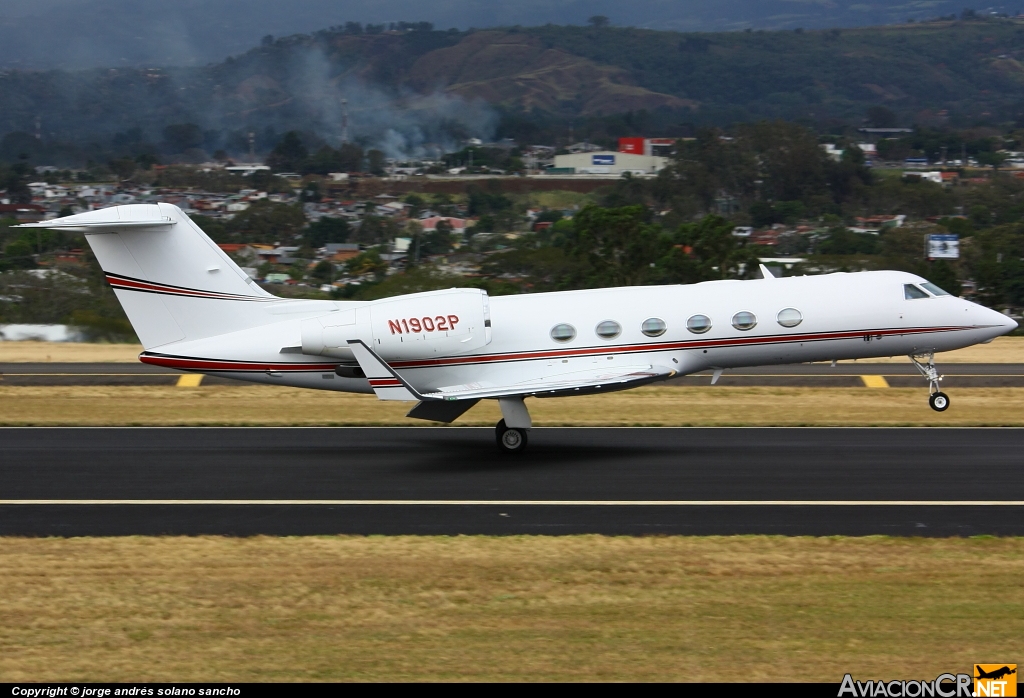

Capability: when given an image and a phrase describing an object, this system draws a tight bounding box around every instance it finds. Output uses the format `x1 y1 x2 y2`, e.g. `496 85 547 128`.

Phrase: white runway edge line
1 500 1024 506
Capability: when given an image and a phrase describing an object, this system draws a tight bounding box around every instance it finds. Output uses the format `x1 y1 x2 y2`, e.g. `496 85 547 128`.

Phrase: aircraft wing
347 339 676 402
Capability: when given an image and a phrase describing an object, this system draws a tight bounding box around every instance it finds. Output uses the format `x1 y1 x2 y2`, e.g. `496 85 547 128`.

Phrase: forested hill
5 18 1024 145
0 1 1018 70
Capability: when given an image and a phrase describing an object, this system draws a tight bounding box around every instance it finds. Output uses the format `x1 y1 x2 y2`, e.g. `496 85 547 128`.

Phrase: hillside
0 0 1014 70
5 19 1024 153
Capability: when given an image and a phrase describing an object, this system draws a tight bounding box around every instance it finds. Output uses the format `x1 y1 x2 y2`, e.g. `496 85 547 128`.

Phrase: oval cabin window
640 318 667 337
550 323 577 343
776 307 802 328
686 314 712 334
732 311 757 331
595 320 622 339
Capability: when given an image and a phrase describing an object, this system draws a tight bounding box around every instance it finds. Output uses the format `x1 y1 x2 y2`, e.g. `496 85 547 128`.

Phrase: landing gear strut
910 352 950 412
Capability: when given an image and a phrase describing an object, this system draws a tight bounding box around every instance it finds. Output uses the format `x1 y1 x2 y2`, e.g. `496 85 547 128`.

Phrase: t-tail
17 203 279 349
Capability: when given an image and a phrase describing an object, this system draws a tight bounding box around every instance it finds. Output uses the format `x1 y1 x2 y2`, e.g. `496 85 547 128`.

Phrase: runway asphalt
4 362 1024 387
1 427 1022 536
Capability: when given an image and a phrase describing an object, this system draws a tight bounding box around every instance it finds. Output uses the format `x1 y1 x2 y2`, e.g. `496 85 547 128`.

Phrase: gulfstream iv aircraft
20 204 1017 452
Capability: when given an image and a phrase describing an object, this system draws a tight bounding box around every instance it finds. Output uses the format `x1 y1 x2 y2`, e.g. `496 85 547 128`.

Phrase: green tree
225 200 306 244
162 123 204 153
667 214 761 282
354 265 466 301
266 131 308 172
108 158 136 180
563 205 672 288
311 260 334 283
345 249 388 279
817 228 879 255
367 149 386 176
304 217 350 248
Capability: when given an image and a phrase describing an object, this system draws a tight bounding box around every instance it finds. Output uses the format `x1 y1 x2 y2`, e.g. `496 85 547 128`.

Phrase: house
419 216 467 234
53 249 86 266
855 215 906 229
0 204 45 221
322 243 361 263
750 229 781 246
216 244 259 263
257 246 300 264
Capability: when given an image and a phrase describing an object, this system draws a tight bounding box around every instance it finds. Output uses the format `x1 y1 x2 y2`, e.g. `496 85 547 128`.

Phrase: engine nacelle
301 288 491 361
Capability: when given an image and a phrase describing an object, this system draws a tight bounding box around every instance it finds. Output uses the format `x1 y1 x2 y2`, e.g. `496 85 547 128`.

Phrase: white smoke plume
281 48 499 159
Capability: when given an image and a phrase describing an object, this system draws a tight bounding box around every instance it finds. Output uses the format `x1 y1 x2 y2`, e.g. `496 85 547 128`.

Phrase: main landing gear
496 419 528 453
495 397 532 454
910 352 950 412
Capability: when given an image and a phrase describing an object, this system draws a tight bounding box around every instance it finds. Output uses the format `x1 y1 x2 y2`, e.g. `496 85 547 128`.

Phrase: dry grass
1 336 1023 363
838 335 1024 364
0 341 142 362
0 536 1020 681
1 384 1024 426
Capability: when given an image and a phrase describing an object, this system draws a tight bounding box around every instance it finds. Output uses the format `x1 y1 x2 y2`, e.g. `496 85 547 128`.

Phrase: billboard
593 154 616 165
926 234 959 259
618 138 644 154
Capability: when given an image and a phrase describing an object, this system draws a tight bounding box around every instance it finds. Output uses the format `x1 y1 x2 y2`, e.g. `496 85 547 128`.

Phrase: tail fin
20 203 277 349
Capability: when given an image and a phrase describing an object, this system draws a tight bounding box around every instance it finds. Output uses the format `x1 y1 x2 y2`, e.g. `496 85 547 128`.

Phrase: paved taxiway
5 362 1024 387
1 427 1021 536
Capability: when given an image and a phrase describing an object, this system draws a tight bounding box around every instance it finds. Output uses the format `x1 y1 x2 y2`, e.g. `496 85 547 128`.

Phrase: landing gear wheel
495 419 528 454
929 392 950 412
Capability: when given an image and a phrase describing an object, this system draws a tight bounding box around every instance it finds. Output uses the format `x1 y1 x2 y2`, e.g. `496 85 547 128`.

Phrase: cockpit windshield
920 282 951 296
904 284 929 300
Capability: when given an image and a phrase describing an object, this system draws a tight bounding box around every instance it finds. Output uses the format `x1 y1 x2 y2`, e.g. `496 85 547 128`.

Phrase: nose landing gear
910 352 950 412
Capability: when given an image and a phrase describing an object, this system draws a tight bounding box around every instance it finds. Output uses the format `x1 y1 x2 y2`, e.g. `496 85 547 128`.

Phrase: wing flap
424 364 676 401
346 338 676 403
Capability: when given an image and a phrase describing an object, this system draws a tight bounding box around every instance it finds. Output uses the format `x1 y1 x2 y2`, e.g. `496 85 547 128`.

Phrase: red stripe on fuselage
387 324 974 369
140 354 337 372
138 324 979 376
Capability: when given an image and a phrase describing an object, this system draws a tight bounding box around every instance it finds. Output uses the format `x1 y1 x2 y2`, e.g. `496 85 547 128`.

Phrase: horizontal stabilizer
15 218 174 230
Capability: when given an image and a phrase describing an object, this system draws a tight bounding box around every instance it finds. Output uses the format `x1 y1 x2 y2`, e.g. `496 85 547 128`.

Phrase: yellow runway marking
176 374 204 387
861 375 890 388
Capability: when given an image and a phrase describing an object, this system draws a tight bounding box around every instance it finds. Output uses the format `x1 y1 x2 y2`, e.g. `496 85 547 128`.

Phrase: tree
667 215 761 282
337 143 364 172
311 260 334 283
977 151 1008 171
225 200 306 244
867 106 898 128
266 131 308 172
108 158 136 180
304 217 350 248
162 123 204 153
367 149 386 176
563 205 672 288
345 249 388 278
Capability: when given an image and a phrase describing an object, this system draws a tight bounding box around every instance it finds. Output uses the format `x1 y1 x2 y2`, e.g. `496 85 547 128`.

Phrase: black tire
495 419 528 453
929 392 950 412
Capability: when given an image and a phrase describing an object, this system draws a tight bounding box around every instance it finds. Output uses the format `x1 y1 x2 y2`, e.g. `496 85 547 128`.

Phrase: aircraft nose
985 306 1017 336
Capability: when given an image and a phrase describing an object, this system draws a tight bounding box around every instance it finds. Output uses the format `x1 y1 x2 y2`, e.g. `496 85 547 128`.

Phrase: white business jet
20 204 1016 452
